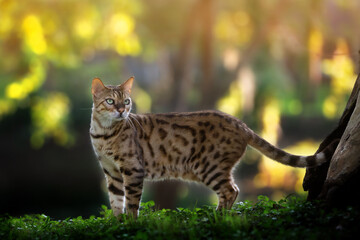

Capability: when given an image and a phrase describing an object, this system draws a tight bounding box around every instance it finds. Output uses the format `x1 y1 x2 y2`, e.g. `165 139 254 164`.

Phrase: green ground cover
1 196 359 239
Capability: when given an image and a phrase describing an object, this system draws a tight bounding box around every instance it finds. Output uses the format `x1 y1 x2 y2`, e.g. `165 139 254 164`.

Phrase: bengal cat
90 77 337 217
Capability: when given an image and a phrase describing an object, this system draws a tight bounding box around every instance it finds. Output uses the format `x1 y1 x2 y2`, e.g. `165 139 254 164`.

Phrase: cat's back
136 109 250 144
145 110 243 127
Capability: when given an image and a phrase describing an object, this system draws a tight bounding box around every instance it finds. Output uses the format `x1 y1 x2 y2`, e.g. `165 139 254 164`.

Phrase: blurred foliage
215 10 253 47
0 0 142 148
31 92 73 149
213 0 357 198
0 0 358 204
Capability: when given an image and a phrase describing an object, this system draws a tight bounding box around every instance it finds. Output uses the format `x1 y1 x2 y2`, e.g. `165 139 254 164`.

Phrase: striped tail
247 131 338 168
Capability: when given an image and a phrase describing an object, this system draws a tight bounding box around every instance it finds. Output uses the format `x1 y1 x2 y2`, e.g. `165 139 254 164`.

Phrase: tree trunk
303 74 360 207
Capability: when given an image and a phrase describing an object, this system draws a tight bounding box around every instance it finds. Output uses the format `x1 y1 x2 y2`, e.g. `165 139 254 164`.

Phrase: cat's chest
91 136 129 162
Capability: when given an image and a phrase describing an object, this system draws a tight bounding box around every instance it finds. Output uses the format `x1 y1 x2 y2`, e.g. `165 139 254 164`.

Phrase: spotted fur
90 77 338 217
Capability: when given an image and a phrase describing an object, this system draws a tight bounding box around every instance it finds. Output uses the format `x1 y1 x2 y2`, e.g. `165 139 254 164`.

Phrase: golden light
255 99 282 190
217 66 255 117
102 12 142 56
216 80 243 116
74 19 95 39
22 15 47 55
254 98 323 198
5 60 45 100
110 13 135 38
308 29 323 54
73 6 98 40
6 82 25 100
323 96 338 119
252 99 309 199
114 35 141 56
322 39 355 119
0 14 12 37
261 99 280 144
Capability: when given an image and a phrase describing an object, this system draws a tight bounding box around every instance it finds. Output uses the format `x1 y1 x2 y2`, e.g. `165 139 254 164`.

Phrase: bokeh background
1 0 359 218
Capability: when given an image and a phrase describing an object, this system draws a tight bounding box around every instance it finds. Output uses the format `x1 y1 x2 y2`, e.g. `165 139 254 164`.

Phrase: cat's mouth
112 110 129 120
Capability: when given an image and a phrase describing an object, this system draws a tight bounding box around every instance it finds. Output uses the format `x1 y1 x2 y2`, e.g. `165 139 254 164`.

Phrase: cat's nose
118 108 125 114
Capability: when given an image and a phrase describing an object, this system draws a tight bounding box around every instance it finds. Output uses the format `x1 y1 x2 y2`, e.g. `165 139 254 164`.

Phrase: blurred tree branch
170 0 203 111
156 0 212 210
232 0 290 75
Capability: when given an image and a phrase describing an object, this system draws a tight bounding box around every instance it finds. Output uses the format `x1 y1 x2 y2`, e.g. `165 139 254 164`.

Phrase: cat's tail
247 131 339 168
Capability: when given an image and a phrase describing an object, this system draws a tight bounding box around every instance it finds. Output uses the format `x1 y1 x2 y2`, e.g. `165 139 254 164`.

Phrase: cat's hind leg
197 162 239 210
211 177 239 210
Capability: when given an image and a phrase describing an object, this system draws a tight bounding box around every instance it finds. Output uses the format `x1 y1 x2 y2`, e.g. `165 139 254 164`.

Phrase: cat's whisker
126 117 137 133
125 117 131 129
129 114 145 133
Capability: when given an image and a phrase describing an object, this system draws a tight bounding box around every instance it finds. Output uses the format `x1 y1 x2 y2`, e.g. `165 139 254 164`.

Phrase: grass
1 196 359 239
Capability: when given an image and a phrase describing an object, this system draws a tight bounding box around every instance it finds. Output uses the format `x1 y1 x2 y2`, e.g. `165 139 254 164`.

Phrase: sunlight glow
5 60 45 100
261 99 280 144
254 98 319 197
322 39 355 119
104 12 142 56
308 29 323 54
217 66 256 117
115 35 141 56
6 83 24 99
110 13 134 37
74 19 95 39
22 15 47 55
216 81 243 117
0 14 12 37
255 99 282 190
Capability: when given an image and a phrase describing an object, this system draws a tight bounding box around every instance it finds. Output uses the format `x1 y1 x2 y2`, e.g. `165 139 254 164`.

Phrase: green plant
1 196 359 239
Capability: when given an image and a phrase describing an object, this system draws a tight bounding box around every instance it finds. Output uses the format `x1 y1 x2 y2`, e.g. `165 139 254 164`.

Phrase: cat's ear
92 78 107 97
120 76 134 94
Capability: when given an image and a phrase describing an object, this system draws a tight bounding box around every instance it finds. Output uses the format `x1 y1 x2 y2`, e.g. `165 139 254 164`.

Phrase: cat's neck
90 107 123 132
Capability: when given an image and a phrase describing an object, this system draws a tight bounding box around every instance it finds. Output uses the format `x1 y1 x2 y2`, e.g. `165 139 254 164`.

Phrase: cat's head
91 77 134 121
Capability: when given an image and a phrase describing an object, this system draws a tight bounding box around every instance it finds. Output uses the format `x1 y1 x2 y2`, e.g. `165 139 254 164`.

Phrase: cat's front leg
122 165 145 218
103 169 125 217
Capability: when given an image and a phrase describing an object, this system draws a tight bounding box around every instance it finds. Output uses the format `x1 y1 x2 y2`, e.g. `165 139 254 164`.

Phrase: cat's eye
124 99 130 105
106 99 114 105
